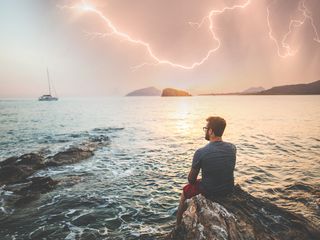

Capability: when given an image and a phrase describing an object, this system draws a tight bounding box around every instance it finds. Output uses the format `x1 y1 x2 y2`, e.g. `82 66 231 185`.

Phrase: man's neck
210 136 222 142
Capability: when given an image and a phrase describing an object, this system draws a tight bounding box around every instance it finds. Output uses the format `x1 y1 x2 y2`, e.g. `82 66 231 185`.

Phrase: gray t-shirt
192 141 236 195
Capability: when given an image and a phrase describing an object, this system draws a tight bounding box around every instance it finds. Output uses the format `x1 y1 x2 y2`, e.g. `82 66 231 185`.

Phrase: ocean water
0 96 319 239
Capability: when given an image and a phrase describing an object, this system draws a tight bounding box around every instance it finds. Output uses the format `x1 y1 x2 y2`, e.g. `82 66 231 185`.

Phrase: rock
0 156 18 167
0 165 29 185
14 153 44 168
168 185 320 240
161 88 191 97
0 153 45 185
46 147 94 166
14 177 58 195
84 135 110 150
0 137 105 207
0 153 44 169
3 177 58 206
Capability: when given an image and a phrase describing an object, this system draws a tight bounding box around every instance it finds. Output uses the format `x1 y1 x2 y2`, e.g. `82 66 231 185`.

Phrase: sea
0 96 319 239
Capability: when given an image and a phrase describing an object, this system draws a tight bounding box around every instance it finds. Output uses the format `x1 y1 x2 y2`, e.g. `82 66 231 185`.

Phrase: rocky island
161 88 192 97
126 87 161 96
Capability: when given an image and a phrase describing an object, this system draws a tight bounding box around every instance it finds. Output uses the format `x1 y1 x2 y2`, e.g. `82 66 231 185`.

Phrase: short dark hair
206 116 226 137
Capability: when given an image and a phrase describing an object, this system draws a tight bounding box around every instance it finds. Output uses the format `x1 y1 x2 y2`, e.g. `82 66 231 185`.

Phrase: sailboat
38 68 58 101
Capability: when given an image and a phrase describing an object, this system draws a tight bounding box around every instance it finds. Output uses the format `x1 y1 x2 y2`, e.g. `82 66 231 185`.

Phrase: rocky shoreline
1 130 319 239
168 185 320 240
0 135 110 208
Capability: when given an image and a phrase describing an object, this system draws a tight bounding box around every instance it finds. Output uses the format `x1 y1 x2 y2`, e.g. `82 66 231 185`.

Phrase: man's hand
188 167 200 184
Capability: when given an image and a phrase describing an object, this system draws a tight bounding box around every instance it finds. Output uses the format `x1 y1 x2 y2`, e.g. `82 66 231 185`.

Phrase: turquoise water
0 96 319 239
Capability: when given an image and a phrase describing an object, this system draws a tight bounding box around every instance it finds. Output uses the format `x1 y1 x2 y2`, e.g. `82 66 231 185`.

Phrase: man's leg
176 191 187 226
176 179 202 226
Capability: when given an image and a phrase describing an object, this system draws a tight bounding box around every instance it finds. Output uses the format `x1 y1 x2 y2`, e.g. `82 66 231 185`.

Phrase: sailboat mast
46 67 51 95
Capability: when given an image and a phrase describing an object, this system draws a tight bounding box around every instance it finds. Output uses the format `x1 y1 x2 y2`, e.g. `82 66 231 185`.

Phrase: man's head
205 116 226 141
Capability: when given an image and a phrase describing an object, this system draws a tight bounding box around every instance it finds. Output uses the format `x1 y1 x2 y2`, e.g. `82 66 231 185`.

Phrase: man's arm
188 167 200 184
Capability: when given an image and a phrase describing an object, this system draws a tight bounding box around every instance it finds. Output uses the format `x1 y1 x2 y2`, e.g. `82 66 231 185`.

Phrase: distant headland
200 80 320 95
252 80 320 95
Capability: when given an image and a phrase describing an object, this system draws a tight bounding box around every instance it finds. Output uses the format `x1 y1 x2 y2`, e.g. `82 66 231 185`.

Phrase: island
161 88 192 97
126 87 161 96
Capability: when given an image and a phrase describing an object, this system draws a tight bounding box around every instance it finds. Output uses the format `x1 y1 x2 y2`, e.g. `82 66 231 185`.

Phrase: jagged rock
0 136 107 207
0 165 28 185
0 153 45 185
13 153 44 168
168 185 319 240
161 88 191 97
0 153 44 169
45 147 94 166
3 177 58 206
14 177 58 195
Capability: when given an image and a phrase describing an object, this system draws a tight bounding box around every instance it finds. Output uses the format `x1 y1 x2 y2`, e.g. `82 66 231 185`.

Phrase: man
176 116 236 225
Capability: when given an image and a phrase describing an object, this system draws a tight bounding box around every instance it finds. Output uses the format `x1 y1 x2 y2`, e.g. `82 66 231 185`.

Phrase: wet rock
3 177 58 206
0 136 107 207
81 135 110 150
168 185 320 240
0 165 29 185
14 153 44 168
46 147 94 166
0 153 44 185
15 177 58 195
0 156 17 167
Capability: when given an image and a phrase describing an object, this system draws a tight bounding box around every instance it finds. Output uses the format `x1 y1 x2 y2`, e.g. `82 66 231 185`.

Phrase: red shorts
183 179 204 199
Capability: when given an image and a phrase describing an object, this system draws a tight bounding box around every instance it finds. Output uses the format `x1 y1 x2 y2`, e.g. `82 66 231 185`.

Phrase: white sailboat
38 68 58 101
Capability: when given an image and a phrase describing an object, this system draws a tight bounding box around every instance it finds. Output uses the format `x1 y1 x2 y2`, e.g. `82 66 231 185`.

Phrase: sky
0 0 319 97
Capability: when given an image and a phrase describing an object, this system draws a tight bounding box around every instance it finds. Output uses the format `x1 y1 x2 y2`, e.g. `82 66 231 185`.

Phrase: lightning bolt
60 0 319 68
59 0 251 70
267 0 320 58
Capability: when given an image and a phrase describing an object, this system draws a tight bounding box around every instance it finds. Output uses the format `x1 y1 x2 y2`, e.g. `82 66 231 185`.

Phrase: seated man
176 116 237 225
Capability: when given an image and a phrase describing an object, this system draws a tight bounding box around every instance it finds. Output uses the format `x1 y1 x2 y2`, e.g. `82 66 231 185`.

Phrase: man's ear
209 128 215 136
208 128 213 136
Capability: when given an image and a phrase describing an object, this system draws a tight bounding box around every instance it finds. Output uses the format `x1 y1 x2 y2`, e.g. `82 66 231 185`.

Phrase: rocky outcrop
161 88 191 97
168 185 319 240
0 135 110 207
0 153 45 185
45 147 94 167
3 177 58 206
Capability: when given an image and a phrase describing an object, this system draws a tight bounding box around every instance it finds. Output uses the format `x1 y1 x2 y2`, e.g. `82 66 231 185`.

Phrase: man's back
176 116 235 225
193 141 236 196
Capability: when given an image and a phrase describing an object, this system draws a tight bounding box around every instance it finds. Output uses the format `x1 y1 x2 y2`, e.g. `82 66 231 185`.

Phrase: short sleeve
233 144 237 155
191 149 202 169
